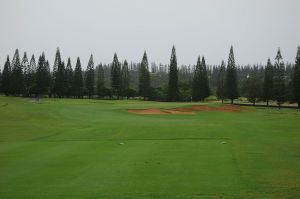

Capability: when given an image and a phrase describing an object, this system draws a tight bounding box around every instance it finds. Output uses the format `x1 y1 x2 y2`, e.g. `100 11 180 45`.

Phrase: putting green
0 96 299 198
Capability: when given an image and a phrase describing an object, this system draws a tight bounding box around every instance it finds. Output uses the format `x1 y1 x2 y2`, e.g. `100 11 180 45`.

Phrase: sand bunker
127 104 249 115
127 108 195 115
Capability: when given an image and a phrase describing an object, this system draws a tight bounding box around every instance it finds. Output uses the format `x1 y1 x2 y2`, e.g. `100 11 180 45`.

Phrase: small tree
216 61 226 103
263 58 273 106
167 46 179 101
85 54 95 98
273 48 286 109
139 51 150 99
225 46 238 104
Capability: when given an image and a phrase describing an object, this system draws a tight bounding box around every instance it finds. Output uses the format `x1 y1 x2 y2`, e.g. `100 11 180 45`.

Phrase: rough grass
0 96 300 198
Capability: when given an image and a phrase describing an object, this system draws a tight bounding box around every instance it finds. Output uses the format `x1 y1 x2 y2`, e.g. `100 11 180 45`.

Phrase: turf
0 96 300 198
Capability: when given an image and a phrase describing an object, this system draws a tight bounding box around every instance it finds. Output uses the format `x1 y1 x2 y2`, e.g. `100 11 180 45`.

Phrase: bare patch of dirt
127 104 250 115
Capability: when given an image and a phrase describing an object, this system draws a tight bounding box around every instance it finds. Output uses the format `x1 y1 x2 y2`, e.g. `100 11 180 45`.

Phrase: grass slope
0 96 300 198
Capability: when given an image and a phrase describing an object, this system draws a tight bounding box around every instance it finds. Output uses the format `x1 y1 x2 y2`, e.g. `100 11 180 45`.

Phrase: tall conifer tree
73 57 83 98
65 58 73 97
263 58 273 106
111 53 121 99
216 60 226 103
192 56 202 101
55 61 66 97
167 46 179 101
85 54 95 98
246 66 261 105
52 48 62 95
29 55 37 96
21 52 32 96
225 46 238 104
2 56 11 95
36 53 50 96
121 60 130 98
0 68 2 93
96 64 105 98
139 51 150 99
293 47 300 108
273 48 286 108
11 49 23 95
201 56 210 100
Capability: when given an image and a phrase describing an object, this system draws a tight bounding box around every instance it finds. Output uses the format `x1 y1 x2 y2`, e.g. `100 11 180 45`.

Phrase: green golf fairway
0 96 299 198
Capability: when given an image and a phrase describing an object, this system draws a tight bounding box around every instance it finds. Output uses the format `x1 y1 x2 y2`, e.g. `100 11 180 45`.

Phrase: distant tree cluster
0 46 300 108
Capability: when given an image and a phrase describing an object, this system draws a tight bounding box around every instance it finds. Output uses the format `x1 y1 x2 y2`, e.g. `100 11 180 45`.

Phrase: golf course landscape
0 96 300 198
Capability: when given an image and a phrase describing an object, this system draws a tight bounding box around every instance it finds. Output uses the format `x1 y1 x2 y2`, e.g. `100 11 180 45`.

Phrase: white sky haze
0 0 300 68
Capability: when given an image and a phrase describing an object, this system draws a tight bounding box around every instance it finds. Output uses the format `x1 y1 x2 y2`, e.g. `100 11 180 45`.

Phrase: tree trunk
231 99 233 104
221 99 224 104
298 102 300 109
266 100 269 107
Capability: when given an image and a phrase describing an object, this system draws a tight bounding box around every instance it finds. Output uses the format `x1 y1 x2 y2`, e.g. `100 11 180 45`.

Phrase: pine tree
192 56 202 101
86 54 95 98
54 60 66 97
2 56 11 95
263 58 273 106
111 53 121 99
293 47 300 108
121 60 130 98
167 46 179 101
52 48 61 96
216 60 226 103
273 48 286 109
36 53 50 96
139 51 150 99
21 52 31 96
45 60 51 96
96 64 105 98
73 57 83 98
0 68 2 93
201 56 210 100
65 58 73 97
11 49 23 95
29 55 37 96
225 46 238 104
246 66 261 105
192 56 210 101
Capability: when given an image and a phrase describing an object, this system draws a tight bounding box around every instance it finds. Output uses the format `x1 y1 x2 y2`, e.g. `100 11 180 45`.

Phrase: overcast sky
0 0 299 68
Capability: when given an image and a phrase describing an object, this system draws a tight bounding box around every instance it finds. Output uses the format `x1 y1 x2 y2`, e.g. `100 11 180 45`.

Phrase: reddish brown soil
127 104 249 115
